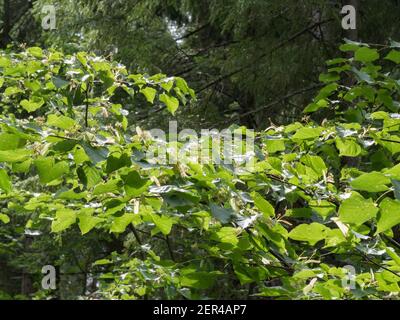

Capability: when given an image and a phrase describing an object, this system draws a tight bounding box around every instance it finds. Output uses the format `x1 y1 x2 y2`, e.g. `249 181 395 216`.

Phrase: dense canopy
0 0 400 300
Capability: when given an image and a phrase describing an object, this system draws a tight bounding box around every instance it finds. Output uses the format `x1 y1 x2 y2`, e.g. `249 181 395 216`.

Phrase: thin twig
84 86 90 128
239 84 323 118
355 248 400 279
198 19 333 93
166 235 176 262
380 138 400 144
174 23 210 41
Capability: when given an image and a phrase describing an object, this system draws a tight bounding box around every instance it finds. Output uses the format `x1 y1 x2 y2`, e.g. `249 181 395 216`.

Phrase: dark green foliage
1 43 400 299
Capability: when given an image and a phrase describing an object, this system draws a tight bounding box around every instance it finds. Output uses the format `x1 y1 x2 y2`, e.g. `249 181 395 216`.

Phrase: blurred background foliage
1 0 400 300
1 0 399 130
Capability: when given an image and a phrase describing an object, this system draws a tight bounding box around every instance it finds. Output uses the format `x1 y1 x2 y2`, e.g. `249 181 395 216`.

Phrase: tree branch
239 84 323 118
197 19 333 93
174 23 210 41
84 86 90 128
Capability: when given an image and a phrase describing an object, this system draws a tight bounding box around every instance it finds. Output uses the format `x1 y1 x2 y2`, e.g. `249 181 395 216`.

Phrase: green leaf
338 193 378 226
52 76 70 88
301 155 327 177
180 270 220 289
93 259 112 266
251 192 274 217
110 214 135 233
4 87 23 96
212 227 239 245
56 189 87 200
11 160 31 173
304 99 329 113
51 209 77 233
78 165 102 189
0 57 11 67
350 172 391 192
27 47 43 58
81 143 108 165
140 87 157 103
106 152 131 173
76 52 88 66
51 139 77 153
159 93 179 115
315 83 338 100
0 133 24 150
122 171 151 197
93 179 121 195
319 73 340 83
385 164 400 180
150 185 200 206
324 229 346 248
233 264 259 285
293 269 318 280
161 80 174 92
354 47 379 63
73 146 90 165
258 286 290 297
20 97 45 113
380 136 400 155
352 67 373 83
335 138 362 157
34 157 69 184
285 208 312 218
265 139 285 153
385 50 400 64
288 223 330 245
292 127 322 140
175 77 190 93
47 114 76 130
376 198 400 234
309 200 336 218
210 204 235 224
150 213 173 235
78 212 103 235
0 213 10 224
0 169 11 193
339 43 361 52
0 149 32 163
103 199 126 216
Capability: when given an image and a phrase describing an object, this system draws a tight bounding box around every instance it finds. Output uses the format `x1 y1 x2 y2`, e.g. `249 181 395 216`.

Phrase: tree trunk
1 0 12 47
